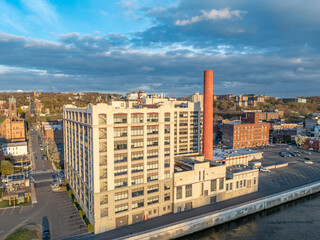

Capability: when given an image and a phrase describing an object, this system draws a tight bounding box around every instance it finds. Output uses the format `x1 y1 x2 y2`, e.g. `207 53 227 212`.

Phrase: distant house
2 142 28 156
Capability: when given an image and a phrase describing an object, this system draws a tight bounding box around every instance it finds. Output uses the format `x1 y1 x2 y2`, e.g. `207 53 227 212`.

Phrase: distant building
2 142 28 156
222 112 270 148
305 117 320 130
282 97 307 103
0 97 26 143
43 123 63 145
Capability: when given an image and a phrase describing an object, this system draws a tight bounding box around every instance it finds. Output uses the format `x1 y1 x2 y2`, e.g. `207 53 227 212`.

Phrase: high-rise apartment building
63 101 201 233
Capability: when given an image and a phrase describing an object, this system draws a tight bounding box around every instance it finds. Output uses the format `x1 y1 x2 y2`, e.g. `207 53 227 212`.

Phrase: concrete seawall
117 181 320 240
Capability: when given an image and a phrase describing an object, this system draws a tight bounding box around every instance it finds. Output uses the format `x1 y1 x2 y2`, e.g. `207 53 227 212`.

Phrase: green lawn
0 200 31 209
6 227 39 240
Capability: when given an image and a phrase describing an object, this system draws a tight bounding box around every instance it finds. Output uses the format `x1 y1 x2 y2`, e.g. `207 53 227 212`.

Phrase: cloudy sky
0 0 319 97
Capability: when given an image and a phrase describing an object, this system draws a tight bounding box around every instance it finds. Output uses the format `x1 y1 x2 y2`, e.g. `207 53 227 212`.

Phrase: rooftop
2 141 27 148
212 148 261 161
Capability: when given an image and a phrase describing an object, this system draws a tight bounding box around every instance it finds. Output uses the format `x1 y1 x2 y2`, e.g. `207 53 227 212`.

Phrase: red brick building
222 112 270 148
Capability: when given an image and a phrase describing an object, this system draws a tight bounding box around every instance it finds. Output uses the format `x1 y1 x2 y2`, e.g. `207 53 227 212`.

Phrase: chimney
203 70 213 160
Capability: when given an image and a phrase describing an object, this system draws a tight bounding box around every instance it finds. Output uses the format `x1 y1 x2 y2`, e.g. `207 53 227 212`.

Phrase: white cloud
175 8 247 26
20 0 59 24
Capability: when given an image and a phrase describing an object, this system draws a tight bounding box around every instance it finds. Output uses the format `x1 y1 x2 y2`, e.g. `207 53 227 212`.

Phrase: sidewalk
30 183 37 204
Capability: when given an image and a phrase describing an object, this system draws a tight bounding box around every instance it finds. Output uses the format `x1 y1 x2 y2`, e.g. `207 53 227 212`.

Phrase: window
147 196 159 205
100 195 108 205
99 142 107 152
176 186 182 199
244 180 246 187
100 169 107 179
114 127 127 137
164 159 170 168
114 114 127 124
132 163 143 173
147 161 158 170
164 182 171 190
164 193 170 201
147 173 158 182
211 179 217 192
147 184 159 194
147 113 158 122
226 184 229 191
98 114 107 125
240 180 243 188
147 125 158 135
114 178 127 188
147 138 158 147
132 175 143 185
131 126 143 136
219 178 224 190
99 155 107 166
164 125 170 134
115 203 128 213
230 182 233 191
132 200 144 209
132 151 143 161
115 191 128 201
254 177 257 185
114 153 127 163
99 128 107 139
131 139 143 148
100 208 108 218
165 113 170 122
247 179 252 187
147 150 158 159
114 141 127 150
131 114 143 123
164 148 170 157
114 166 127 176
185 184 192 198
132 187 144 197
164 137 170 145
236 181 239 189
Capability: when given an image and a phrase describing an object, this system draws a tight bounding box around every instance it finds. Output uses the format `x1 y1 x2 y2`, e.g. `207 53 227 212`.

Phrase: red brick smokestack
203 70 213 160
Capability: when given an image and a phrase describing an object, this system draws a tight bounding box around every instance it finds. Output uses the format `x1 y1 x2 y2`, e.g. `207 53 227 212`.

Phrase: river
180 192 320 240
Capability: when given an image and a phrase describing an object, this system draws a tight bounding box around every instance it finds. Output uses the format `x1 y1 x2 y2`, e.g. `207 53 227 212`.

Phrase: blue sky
0 0 319 97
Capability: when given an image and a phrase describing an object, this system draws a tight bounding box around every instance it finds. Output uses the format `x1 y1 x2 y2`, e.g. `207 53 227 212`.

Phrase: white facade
2 142 28 156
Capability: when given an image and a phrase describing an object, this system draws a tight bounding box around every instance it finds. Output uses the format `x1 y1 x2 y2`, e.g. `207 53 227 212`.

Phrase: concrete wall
116 181 320 240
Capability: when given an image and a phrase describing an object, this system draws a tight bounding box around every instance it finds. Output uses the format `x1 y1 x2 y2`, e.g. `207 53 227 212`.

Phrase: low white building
2 142 28 156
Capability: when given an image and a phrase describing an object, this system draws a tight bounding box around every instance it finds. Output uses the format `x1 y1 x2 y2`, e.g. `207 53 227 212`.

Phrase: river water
180 193 320 240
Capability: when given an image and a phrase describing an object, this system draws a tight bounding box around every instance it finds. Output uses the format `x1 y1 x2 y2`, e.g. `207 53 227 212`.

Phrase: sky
0 0 319 97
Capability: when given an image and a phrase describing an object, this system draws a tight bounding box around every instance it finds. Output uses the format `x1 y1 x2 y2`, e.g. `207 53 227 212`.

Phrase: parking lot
0 204 34 217
255 144 320 194
53 191 88 239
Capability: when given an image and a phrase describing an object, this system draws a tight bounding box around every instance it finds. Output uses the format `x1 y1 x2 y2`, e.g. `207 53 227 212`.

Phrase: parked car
42 216 50 240
304 151 312 155
304 160 313 164
260 168 271 172
304 157 311 160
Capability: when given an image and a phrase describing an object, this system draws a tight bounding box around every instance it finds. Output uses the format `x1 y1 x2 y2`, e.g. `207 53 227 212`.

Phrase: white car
304 151 312 155
304 160 313 164
260 168 271 172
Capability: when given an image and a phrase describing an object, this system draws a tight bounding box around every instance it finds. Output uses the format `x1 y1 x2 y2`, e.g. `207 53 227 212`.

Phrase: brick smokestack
203 70 213 160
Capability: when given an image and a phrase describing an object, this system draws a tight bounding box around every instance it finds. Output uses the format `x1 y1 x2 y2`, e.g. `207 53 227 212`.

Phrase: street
0 128 87 239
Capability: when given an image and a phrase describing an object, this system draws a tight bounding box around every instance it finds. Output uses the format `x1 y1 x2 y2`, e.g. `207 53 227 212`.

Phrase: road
0 128 87 240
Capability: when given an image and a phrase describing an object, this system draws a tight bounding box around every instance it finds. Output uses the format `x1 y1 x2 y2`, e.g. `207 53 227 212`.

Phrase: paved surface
69 144 320 240
0 128 87 240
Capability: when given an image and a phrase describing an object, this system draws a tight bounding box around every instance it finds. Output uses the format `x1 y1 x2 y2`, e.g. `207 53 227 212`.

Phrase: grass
5 226 39 240
0 200 31 209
